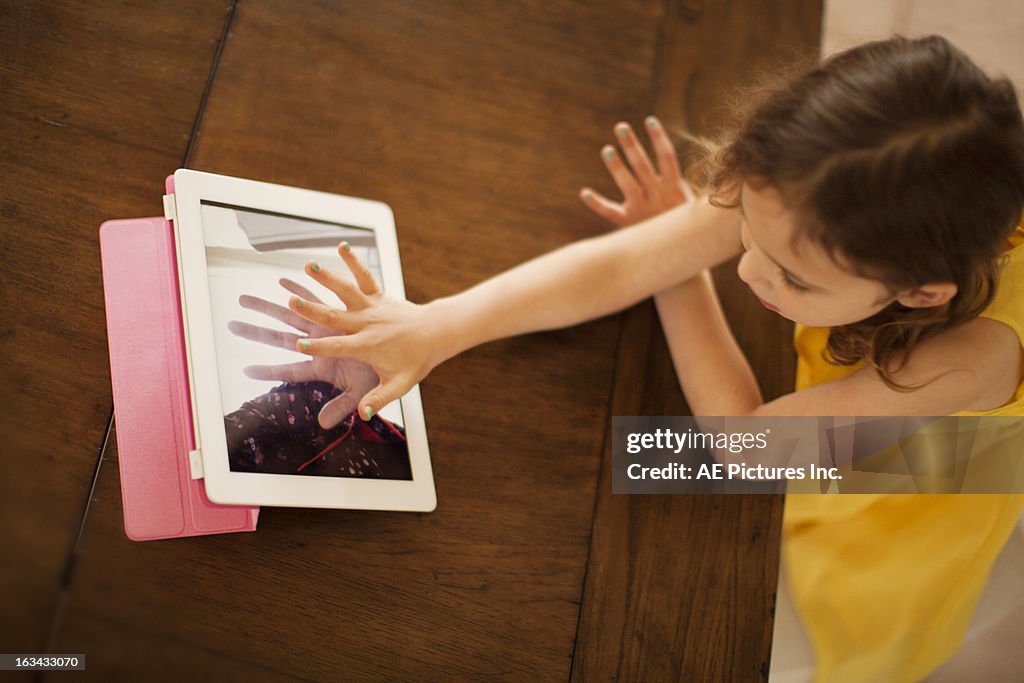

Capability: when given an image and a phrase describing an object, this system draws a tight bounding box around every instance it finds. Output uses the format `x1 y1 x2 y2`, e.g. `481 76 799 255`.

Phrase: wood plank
572 1 821 680
0 0 231 653
51 1 664 678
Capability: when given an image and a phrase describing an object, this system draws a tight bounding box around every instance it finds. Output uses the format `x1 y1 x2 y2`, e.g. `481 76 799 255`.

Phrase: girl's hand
228 279 380 429
580 116 695 227
287 242 448 422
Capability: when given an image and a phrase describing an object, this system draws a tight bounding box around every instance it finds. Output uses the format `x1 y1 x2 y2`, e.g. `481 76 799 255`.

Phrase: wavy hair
689 35 1024 388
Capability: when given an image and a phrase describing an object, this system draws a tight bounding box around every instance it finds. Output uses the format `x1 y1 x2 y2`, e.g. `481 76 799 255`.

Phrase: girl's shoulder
956 223 1024 415
788 224 1024 416
778 314 1020 416
978 224 1024 347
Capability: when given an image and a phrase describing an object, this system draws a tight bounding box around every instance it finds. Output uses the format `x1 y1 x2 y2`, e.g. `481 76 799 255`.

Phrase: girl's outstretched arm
286 117 743 420
432 196 740 351
289 197 741 420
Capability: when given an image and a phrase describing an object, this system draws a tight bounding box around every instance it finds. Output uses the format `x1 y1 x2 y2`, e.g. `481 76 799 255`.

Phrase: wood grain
572 1 821 680
4 0 826 678
0 0 231 653
50 1 663 679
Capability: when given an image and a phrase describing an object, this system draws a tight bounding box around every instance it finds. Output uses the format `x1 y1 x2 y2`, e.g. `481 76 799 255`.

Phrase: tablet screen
199 201 412 480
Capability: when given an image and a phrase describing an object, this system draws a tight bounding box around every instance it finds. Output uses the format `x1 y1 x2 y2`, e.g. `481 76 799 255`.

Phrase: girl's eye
781 271 809 292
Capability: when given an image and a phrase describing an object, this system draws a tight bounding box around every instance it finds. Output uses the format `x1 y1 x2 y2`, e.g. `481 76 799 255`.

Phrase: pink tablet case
100 175 259 541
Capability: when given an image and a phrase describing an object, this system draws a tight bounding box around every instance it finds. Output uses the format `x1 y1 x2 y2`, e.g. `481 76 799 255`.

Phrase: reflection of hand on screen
228 278 378 429
287 243 443 423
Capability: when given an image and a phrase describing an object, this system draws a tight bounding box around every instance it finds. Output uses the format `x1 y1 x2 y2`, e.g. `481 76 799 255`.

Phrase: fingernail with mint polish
294 297 305 308
300 340 310 351
310 261 320 272
645 116 658 129
602 147 615 161
342 241 351 253
615 126 629 138
364 405 375 419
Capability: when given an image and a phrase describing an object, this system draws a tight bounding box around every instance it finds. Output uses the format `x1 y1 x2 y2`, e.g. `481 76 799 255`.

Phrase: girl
283 35 1024 681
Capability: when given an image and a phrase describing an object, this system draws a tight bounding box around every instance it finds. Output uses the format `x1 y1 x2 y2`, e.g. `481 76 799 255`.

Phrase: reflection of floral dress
224 381 411 480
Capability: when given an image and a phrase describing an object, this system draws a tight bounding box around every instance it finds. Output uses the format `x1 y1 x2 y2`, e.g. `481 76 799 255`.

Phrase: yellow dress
782 225 1024 682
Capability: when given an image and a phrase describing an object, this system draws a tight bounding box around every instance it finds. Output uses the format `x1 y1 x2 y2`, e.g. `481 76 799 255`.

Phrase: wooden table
0 2 819 679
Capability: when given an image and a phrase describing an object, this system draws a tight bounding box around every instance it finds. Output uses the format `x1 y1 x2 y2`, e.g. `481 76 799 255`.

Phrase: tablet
171 169 435 512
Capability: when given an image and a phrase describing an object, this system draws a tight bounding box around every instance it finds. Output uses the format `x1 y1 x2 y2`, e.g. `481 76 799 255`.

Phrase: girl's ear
895 282 958 308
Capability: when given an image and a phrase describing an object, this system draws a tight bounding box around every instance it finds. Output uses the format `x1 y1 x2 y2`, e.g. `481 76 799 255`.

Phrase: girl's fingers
579 187 628 226
357 375 412 422
644 116 684 188
243 360 318 383
294 330 369 363
338 242 381 296
303 261 371 311
238 294 311 333
288 296 364 334
600 145 642 203
613 122 659 191
228 320 302 350
279 277 324 305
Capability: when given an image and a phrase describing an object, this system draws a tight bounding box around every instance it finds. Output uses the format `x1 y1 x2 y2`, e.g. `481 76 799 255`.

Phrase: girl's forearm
653 271 763 416
430 201 742 360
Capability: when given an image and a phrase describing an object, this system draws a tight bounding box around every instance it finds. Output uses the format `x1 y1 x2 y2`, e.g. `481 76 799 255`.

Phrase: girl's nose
736 251 765 288
737 223 773 290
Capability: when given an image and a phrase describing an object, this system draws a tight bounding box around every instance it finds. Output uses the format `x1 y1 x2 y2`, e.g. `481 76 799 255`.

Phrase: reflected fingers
278 277 323 305
238 294 311 333
228 320 302 350
289 296 364 334
318 393 361 429
242 360 318 383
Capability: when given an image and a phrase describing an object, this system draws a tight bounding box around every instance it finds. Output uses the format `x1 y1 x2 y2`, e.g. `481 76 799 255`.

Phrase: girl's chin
756 296 797 322
752 292 863 326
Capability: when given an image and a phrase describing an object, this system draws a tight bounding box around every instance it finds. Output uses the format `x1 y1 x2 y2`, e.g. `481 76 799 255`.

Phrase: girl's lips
757 297 780 313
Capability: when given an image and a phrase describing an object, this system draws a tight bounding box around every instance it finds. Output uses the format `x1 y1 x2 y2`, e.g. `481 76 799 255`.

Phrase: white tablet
171 169 435 512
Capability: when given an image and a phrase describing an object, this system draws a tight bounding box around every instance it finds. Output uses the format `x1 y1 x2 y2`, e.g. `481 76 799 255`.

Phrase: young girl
283 35 1024 680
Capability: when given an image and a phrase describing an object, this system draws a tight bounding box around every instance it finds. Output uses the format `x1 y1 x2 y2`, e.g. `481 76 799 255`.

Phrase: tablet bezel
173 169 436 512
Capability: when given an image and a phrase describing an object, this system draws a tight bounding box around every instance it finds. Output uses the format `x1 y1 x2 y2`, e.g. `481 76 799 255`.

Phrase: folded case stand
100 175 259 541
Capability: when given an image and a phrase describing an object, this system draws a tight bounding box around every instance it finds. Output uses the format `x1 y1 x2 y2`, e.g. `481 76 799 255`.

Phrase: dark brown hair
701 35 1024 387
